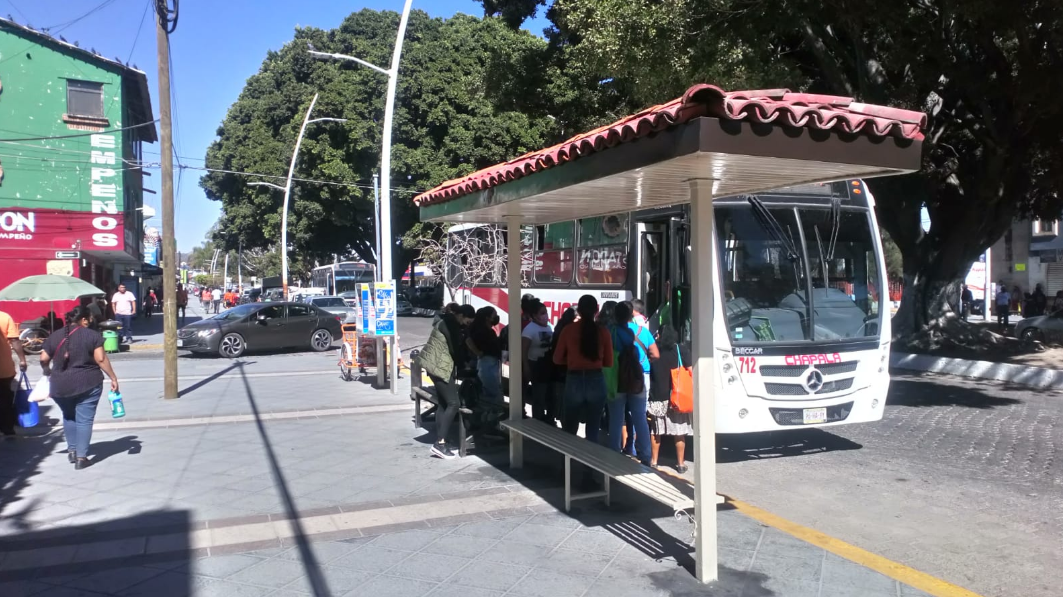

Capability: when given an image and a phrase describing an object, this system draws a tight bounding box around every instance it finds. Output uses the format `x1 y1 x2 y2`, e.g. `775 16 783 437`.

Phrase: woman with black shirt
467 307 503 409
648 325 693 473
40 306 120 469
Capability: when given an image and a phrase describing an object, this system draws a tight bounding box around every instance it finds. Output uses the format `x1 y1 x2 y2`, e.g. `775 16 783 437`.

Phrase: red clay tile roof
414 84 927 207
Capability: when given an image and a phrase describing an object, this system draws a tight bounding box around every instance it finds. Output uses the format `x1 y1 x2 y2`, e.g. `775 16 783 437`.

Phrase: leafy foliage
201 10 559 280
493 0 1063 336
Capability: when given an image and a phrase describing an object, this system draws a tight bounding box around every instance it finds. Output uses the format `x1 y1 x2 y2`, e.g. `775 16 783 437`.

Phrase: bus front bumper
714 373 889 434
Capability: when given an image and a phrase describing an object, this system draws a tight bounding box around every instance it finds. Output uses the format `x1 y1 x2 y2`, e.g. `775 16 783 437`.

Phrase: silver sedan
1015 310 1063 344
309 296 357 323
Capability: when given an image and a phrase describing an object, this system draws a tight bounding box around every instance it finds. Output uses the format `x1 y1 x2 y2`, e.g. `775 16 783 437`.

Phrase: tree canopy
201 9 560 280
486 0 1063 338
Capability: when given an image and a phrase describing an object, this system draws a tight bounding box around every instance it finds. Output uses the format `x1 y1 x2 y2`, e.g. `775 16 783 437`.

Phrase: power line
43 0 120 34
5 0 28 21
0 119 160 142
125 0 151 64
176 164 426 194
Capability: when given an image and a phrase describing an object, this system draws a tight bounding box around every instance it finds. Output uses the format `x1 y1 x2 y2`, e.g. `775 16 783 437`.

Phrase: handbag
28 375 51 403
15 373 40 428
669 346 694 414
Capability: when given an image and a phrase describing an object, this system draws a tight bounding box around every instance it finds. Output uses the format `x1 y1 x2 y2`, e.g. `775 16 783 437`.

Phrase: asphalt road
716 371 1062 597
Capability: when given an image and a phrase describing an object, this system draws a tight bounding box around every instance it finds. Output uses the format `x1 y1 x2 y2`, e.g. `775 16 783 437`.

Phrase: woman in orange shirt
552 295 613 443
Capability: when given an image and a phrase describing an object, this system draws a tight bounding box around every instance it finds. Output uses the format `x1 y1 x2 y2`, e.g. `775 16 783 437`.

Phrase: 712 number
737 356 758 374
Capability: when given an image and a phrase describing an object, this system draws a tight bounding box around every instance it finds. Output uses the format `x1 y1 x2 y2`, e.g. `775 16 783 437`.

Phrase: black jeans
428 372 460 444
997 307 1009 328
0 376 15 435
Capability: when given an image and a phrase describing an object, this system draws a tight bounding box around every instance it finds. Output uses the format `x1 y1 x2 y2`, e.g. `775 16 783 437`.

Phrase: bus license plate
177 340 183 347
803 408 827 424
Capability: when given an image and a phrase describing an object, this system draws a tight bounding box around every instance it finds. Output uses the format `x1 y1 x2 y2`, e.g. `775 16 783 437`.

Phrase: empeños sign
0 208 124 250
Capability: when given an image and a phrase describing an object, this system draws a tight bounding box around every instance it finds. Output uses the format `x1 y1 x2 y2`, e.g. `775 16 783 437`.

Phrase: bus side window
577 214 629 286
534 221 575 284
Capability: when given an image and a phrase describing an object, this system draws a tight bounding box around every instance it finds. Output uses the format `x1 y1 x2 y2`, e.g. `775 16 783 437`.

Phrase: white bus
444 179 891 433
310 262 375 296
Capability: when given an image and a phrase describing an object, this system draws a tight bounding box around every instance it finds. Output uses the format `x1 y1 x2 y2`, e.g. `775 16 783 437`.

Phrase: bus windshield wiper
813 196 843 293
747 196 800 261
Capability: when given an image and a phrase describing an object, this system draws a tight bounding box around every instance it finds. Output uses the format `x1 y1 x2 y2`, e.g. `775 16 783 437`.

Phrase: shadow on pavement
0 402 61 526
235 361 331 597
716 428 862 463
888 374 1023 409
88 435 143 464
178 360 249 397
0 509 193 595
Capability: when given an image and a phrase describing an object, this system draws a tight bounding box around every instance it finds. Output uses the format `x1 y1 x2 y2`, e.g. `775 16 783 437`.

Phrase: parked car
308 295 357 322
1014 310 1063 344
177 302 342 358
396 296 414 316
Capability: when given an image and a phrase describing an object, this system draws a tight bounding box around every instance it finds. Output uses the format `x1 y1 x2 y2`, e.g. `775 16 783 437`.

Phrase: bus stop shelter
414 83 925 583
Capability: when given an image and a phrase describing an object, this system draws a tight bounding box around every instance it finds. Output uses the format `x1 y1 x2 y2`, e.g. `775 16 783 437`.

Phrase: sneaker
431 443 457 460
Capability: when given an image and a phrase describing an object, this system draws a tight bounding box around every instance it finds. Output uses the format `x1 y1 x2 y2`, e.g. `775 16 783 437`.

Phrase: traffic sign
55 251 80 259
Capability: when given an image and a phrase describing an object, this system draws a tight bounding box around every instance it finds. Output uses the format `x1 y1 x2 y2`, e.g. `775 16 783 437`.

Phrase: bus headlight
879 341 890 373
738 408 748 419
722 362 733 373
727 375 738 385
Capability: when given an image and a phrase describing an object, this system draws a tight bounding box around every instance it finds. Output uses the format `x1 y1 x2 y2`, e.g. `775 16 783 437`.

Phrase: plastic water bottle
109 390 126 419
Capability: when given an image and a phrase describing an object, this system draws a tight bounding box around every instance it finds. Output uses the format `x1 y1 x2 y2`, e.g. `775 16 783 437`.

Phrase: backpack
616 327 645 394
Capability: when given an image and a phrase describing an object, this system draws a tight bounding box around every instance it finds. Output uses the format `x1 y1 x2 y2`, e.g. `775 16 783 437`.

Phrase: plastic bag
16 374 40 427
27 375 50 403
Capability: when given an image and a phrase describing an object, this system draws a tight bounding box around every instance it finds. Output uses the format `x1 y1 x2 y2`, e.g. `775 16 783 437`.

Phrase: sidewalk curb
890 352 1063 389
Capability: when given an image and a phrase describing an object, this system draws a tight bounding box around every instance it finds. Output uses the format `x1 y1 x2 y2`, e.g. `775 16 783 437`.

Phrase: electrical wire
43 0 120 34
5 0 28 21
125 0 151 65
176 164 425 194
0 119 160 142
154 0 177 34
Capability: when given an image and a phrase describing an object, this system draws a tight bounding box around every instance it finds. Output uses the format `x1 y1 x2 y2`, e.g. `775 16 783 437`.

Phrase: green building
0 17 157 322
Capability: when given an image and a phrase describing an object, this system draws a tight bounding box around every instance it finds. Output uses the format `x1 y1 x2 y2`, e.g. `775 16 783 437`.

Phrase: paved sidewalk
1 358 958 596
891 351 1063 388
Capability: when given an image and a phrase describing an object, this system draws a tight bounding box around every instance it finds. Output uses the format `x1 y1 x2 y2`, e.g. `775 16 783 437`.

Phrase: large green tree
487 0 1063 340
201 10 559 280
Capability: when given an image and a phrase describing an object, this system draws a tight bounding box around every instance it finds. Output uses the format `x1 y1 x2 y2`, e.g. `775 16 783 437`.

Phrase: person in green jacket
421 304 475 459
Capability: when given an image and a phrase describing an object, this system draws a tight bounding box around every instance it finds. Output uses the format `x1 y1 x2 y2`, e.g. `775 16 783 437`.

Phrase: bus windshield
717 204 882 344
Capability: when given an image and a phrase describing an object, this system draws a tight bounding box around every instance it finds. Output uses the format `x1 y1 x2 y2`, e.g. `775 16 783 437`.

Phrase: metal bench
409 352 474 457
501 418 705 513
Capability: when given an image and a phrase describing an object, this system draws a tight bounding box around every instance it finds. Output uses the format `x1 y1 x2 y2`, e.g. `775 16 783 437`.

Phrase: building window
1033 219 1059 236
66 80 104 118
1004 229 1013 262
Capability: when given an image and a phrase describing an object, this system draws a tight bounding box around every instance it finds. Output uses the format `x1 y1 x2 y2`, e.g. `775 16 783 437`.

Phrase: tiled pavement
2 356 940 596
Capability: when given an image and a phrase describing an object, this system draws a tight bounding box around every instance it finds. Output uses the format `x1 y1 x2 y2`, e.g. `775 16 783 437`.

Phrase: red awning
414 84 926 208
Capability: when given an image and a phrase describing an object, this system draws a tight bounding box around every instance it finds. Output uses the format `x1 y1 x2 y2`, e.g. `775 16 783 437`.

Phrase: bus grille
758 361 859 377
769 402 854 425
763 377 855 396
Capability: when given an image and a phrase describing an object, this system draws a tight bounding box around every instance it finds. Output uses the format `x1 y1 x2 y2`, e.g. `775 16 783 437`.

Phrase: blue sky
5 0 550 251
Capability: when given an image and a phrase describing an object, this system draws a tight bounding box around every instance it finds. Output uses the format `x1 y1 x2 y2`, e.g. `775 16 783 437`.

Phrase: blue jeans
608 387 652 465
54 385 102 459
477 356 504 408
116 313 133 342
562 370 606 444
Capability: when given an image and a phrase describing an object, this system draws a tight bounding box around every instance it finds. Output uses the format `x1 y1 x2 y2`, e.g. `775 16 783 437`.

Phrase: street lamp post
308 0 414 282
248 96 346 300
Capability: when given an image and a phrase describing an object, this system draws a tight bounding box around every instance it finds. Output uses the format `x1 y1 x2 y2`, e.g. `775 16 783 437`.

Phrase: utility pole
222 253 229 291
156 3 178 399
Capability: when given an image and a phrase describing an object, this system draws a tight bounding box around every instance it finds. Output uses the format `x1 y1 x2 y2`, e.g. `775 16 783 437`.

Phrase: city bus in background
443 179 892 432
310 262 375 296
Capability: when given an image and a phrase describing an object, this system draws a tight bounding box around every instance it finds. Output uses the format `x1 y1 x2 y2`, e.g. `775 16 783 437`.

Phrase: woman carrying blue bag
40 306 121 469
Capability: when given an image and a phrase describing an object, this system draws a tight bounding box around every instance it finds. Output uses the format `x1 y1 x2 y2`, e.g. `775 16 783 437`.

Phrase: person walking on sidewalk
0 309 28 439
111 284 137 343
176 284 189 324
211 287 223 314
420 304 475 459
996 284 1011 331
39 306 120 469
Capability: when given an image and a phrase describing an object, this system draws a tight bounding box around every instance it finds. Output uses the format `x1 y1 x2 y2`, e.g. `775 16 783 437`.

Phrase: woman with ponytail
552 295 613 442
39 306 120 469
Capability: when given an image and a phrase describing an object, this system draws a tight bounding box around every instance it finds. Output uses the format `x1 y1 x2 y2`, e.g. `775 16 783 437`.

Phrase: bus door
637 223 667 319
669 216 693 343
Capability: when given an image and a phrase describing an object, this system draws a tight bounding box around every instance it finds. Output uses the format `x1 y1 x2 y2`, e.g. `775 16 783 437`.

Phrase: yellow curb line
129 344 163 351
723 495 985 597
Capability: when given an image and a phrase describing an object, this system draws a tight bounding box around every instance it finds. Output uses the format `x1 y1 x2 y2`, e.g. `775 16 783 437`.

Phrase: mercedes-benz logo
803 368 824 394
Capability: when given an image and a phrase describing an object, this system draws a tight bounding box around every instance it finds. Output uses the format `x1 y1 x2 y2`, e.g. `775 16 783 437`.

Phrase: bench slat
502 419 695 509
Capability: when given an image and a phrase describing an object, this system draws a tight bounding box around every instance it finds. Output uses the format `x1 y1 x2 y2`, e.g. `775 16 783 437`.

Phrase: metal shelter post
689 178 718 583
506 215 524 468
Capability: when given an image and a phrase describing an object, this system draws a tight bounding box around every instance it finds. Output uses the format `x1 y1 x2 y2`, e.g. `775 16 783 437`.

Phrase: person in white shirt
521 300 556 423
211 287 223 314
111 284 137 342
